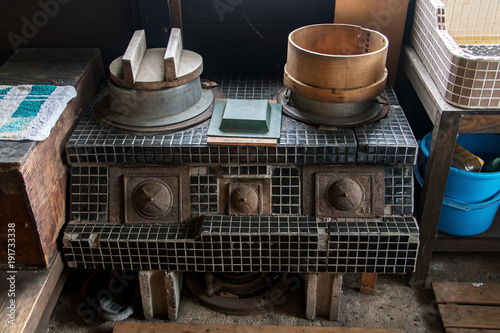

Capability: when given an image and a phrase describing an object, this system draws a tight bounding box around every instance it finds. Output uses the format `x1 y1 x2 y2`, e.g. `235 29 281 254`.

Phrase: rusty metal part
185 273 292 315
327 178 363 212
219 178 271 216
277 88 390 127
229 184 260 215
302 165 385 218
132 180 173 219
109 166 191 224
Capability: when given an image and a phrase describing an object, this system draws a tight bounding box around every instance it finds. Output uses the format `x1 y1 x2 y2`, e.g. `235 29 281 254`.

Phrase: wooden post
360 273 378 295
168 0 183 32
411 113 461 286
305 273 343 321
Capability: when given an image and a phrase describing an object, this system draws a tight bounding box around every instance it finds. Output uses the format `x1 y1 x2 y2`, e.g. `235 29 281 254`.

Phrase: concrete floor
46 252 500 332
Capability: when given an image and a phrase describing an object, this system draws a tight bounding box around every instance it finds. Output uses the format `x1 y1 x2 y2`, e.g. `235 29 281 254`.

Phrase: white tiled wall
443 0 500 38
411 0 500 108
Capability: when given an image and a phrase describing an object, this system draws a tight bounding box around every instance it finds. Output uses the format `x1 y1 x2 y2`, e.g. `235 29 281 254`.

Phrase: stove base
62 215 418 274
138 271 182 320
305 273 342 321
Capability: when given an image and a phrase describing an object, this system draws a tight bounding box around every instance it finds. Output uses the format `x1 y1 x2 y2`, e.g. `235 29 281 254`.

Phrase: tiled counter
62 76 419 275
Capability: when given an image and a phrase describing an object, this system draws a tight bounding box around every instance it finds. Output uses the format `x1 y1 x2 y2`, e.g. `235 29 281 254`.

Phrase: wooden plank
164 28 183 81
0 255 64 332
360 273 378 295
122 30 147 84
207 136 278 146
334 0 409 86
433 282 500 306
438 304 500 330
35 270 68 333
459 115 500 133
168 0 183 30
113 322 404 333
446 329 500 333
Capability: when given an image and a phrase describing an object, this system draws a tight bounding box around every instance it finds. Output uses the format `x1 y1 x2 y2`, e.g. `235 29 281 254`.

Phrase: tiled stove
62 76 419 319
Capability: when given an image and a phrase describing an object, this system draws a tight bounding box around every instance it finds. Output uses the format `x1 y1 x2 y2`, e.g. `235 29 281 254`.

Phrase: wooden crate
433 282 500 332
0 48 104 269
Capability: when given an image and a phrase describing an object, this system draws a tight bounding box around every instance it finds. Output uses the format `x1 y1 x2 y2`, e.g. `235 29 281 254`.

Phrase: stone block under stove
62 76 419 318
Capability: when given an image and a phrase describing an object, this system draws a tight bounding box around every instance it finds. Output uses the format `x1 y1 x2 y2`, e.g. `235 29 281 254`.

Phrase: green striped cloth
0 85 77 141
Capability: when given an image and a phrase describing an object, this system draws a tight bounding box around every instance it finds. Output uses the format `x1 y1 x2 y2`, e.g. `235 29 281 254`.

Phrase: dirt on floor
46 252 500 333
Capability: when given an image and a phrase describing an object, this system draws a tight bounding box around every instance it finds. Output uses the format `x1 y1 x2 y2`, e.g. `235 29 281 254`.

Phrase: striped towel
0 85 77 141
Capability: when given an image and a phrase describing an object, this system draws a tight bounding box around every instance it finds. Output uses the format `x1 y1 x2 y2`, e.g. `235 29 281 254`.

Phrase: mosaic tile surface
63 215 418 273
64 76 419 274
68 165 414 221
66 77 417 166
412 0 500 108
70 166 108 222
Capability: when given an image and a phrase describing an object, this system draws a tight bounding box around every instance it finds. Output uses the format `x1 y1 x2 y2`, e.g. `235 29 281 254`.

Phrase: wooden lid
109 49 203 90
109 29 203 90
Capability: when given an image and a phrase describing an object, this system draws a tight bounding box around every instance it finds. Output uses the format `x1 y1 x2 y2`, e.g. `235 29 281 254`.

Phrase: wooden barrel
284 24 388 104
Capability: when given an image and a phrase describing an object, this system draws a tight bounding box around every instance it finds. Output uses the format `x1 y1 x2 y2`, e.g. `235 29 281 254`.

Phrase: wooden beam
122 30 147 84
35 270 68 333
164 28 183 81
438 304 500 330
411 112 462 286
113 322 404 333
445 329 500 333
433 282 500 306
168 0 183 31
360 273 378 295
459 115 500 133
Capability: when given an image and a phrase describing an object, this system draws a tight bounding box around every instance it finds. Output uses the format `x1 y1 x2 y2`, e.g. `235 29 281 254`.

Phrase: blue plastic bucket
415 165 500 236
420 132 500 203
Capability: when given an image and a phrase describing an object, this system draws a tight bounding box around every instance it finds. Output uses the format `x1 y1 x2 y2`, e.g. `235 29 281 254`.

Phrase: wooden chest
0 48 104 269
